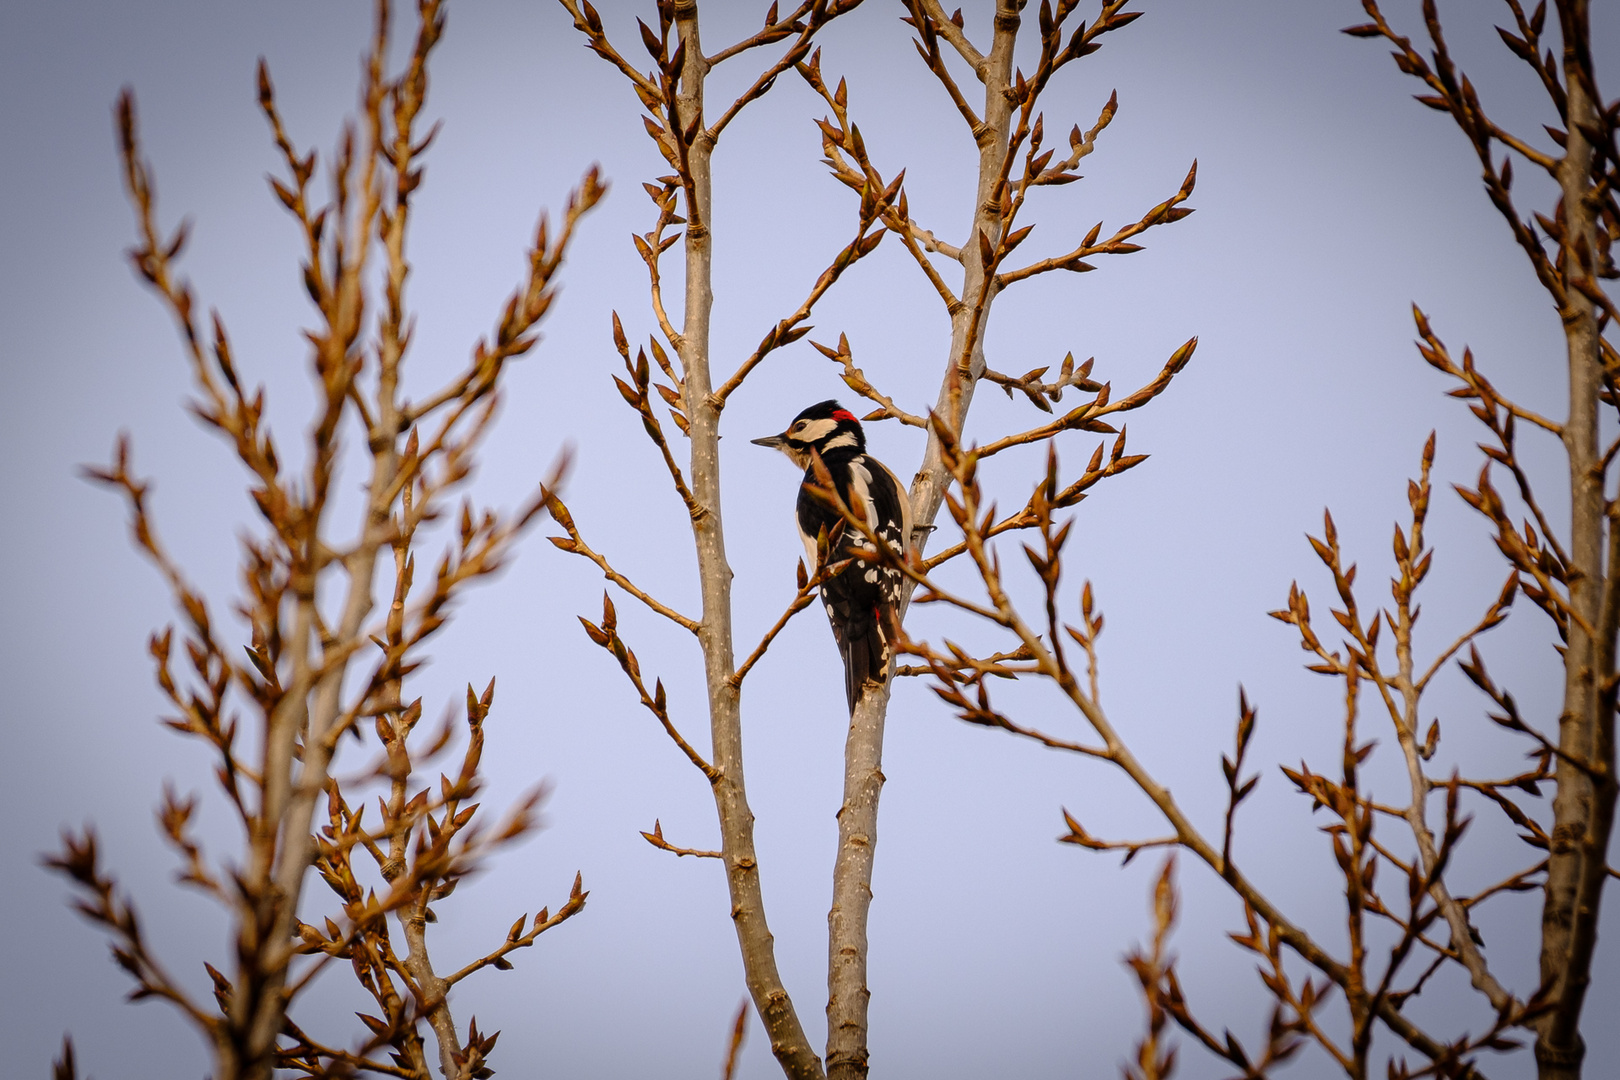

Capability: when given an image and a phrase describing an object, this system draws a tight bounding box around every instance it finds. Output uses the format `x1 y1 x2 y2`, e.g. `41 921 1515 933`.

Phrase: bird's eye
791 422 806 434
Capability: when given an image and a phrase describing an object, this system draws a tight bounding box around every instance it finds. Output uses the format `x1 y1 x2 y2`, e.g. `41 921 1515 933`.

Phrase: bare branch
641 819 723 859
546 493 701 634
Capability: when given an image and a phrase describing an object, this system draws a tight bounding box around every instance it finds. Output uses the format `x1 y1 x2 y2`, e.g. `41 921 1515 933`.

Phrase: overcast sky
2 2 1615 1078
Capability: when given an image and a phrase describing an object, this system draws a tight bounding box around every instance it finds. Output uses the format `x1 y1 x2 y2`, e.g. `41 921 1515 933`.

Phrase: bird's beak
750 433 787 450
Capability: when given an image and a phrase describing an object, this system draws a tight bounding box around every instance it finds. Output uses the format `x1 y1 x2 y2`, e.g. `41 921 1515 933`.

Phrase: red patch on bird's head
832 409 858 423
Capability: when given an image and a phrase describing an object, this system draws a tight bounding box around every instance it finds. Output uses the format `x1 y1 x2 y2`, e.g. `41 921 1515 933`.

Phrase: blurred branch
57 5 598 1077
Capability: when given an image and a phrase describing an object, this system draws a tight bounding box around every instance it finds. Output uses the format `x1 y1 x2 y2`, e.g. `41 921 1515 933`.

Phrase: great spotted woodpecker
752 400 913 713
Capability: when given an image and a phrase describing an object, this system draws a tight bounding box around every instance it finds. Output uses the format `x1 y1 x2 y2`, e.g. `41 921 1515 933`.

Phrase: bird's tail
843 606 899 714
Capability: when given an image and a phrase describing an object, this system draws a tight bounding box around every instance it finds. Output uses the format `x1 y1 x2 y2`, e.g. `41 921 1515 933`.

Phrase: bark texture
823 5 1021 1077
1538 5 1616 1074
672 7 824 1077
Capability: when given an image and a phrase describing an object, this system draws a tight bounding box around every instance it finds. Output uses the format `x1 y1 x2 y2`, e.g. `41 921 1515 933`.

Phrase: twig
641 820 723 860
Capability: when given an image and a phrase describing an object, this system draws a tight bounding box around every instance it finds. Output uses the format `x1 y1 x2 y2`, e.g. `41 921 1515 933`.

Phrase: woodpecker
752 400 913 713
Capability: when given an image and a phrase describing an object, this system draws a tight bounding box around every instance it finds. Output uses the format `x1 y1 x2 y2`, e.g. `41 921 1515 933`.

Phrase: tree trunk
1538 4 1617 1075
823 5 1021 1077
671 5 825 1077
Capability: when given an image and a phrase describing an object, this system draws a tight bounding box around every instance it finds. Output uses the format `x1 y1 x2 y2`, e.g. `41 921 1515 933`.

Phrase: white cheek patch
798 418 837 443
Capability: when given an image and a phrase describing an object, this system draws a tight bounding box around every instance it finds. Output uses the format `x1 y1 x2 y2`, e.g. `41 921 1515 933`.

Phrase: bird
752 400 913 713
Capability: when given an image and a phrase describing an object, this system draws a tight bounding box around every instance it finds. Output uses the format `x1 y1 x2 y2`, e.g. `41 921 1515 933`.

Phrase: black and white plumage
752 400 912 713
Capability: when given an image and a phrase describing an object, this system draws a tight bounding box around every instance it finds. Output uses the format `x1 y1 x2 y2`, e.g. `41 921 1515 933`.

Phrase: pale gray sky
1 2 1613 1078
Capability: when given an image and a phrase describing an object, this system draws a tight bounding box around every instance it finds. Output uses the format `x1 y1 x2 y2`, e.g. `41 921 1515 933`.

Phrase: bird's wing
797 453 910 713
861 457 910 658
865 456 912 559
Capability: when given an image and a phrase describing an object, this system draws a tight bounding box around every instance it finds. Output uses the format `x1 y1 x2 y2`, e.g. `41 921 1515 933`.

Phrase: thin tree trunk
1538 6 1616 1075
671 5 824 1077
823 5 1020 1077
